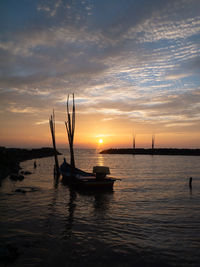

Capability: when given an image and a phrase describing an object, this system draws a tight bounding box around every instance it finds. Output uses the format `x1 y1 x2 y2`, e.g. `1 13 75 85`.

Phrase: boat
60 159 116 190
59 94 117 190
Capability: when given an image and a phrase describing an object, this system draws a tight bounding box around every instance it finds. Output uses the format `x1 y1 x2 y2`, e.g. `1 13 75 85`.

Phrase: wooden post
65 94 75 170
189 177 192 188
49 109 60 177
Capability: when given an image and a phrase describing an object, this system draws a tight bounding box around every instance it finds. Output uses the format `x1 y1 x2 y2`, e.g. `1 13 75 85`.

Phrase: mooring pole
189 177 192 188
65 94 76 176
49 110 60 178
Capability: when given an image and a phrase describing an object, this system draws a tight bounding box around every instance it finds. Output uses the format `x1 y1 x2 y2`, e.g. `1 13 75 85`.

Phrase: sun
99 139 103 144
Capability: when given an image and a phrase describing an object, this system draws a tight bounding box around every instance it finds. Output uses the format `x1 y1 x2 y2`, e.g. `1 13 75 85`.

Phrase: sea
0 149 200 267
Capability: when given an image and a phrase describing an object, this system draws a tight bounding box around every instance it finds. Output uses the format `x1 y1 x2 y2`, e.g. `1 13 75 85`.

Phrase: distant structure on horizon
152 134 155 149
133 134 136 149
131 133 156 149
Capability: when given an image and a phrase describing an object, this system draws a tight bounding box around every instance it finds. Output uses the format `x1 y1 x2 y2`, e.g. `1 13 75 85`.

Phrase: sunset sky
0 0 200 149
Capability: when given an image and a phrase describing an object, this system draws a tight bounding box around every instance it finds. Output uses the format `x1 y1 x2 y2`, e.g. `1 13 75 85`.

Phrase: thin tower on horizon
152 134 155 150
133 134 136 149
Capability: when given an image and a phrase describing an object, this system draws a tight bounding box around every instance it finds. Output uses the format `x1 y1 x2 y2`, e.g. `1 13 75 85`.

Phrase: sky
0 0 200 149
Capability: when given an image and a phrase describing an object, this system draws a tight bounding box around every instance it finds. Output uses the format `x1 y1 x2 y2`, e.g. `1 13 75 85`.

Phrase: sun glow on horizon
99 138 103 144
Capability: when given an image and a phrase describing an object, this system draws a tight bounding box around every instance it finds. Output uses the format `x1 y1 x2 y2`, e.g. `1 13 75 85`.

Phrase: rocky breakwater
0 147 61 184
100 148 200 156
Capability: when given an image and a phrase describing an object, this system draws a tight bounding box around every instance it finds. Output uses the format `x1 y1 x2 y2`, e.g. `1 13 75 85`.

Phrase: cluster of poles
49 94 75 179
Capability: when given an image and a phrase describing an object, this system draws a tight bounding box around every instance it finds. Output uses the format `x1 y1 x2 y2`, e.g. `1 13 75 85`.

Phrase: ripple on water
0 151 200 266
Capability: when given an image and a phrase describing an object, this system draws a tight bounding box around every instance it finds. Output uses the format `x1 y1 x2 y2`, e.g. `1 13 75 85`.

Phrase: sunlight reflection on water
0 149 200 266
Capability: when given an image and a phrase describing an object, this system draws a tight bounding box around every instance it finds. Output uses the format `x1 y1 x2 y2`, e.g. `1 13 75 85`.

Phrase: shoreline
100 148 200 156
0 147 61 184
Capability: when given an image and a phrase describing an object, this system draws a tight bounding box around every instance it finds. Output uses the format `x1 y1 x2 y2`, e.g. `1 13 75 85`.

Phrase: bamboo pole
65 94 75 170
49 109 60 177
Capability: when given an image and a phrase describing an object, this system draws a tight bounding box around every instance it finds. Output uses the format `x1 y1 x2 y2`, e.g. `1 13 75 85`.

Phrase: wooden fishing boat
60 159 116 190
58 94 117 190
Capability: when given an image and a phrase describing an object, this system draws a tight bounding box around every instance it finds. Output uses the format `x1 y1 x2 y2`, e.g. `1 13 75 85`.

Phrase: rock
0 146 61 183
24 171 32 175
9 174 24 181
20 170 32 175
15 188 26 194
14 186 39 194
9 174 19 181
18 175 24 181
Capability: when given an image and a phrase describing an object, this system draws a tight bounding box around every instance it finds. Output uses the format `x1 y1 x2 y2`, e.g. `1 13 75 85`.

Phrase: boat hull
61 174 115 190
60 161 116 190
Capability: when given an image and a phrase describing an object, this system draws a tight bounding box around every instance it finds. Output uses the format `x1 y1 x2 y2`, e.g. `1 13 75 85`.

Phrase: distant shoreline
0 147 61 183
100 148 200 156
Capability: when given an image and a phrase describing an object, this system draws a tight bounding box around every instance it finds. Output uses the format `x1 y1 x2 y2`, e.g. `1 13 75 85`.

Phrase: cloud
165 122 198 128
102 117 116 122
35 120 49 125
95 134 113 137
74 88 200 130
35 119 63 125
165 73 191 80
0 0 200 139
37 0 62 17
8 106 38 114
1 0 199 95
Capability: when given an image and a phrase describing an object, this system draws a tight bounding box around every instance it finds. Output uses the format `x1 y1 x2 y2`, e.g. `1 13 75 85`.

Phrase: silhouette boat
60 159 116 190
57 94 116 190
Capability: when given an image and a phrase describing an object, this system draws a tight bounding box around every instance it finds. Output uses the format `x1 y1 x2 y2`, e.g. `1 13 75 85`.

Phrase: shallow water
0 149 200 266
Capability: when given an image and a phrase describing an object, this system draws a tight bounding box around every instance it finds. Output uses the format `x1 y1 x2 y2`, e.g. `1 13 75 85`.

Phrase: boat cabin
93 166 110 179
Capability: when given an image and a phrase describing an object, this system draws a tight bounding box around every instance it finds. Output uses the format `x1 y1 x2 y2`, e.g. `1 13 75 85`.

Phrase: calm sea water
0 149 200 266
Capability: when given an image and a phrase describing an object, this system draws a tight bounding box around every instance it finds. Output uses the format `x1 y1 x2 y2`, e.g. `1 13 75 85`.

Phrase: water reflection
61 182 113 238
53 179 59 189
189 177 193 196
46 183 59 236
53 166 60 187
78 189 113 215
189 186 192 196
93 191 113 219
97 154 104 166
2 152 200 266
64 187 77 238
